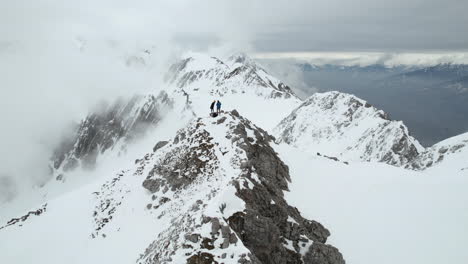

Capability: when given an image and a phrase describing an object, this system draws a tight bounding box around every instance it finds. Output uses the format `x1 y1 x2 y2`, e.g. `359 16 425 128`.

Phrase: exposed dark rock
231 109 240 118
56 174 64 181
217 117 227 124
303 242 345 264
153 141 169 152
142 178 164 193
187 252 218 264
201 238 215 250
185 233 200 243
1 204 48 230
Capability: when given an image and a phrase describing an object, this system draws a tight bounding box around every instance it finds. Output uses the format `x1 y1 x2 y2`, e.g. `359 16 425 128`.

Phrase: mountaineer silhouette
210 100 215 113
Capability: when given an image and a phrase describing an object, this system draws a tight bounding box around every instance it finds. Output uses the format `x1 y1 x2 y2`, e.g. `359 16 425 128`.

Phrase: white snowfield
1 52 468 264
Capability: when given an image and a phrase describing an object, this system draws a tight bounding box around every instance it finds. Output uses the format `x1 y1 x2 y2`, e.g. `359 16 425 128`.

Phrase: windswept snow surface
276 143 468 264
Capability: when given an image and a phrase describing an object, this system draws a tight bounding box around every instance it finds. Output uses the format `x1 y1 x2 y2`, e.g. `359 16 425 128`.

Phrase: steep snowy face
408 132 468 171
274 91 424 166
51 91 173 178
0 111 345 264
164 53 302 129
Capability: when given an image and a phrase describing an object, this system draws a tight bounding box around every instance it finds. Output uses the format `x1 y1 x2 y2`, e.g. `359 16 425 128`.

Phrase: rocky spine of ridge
51 91 173 176
164 53 297 100
134 110 344 264
274 91 423 167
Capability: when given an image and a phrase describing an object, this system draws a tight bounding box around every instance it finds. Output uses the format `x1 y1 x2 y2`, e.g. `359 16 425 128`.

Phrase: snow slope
276 143 468 264
274 91 424 166
0 111 344 264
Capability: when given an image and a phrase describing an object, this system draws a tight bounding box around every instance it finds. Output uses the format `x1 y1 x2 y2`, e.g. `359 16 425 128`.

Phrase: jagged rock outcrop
274 91 424 167
135 110 344 264
51 91 173 175
0 204 47 231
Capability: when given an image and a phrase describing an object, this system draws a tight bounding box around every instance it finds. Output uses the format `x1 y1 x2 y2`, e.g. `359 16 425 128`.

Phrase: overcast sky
2 0 468 54
251 0 468 52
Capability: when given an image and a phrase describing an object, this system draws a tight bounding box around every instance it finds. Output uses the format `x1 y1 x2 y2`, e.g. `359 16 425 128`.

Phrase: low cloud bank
255 52 468 67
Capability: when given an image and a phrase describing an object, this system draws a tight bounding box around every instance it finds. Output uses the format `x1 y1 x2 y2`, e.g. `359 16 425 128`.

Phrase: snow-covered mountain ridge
274 91 424 166
0 110 345 264
2 52 468 264
48 52 302 186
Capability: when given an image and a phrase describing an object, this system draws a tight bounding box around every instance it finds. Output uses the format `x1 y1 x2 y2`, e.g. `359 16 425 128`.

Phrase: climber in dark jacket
216 100 222 113
210 100 216 113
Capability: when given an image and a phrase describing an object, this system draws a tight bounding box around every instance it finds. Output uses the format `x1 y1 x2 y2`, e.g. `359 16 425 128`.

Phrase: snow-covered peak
164 52 302 130
274 91 424 166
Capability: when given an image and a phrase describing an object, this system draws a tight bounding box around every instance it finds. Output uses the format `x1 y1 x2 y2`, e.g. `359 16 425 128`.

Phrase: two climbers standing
209 100 222 116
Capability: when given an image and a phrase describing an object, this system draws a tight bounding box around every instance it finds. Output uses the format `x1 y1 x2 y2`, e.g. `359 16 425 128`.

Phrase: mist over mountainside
259 60 468 146
1 52 468 264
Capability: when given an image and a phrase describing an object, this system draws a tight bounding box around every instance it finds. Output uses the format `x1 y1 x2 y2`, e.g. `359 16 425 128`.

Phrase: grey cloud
250 0 468 52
